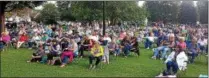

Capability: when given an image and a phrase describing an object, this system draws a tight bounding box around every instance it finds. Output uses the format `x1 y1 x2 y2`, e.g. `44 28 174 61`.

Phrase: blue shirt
187 43 199 53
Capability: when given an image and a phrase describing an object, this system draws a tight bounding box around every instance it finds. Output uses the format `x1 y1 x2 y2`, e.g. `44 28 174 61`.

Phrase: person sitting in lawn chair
157 45 188 77
16 32 28 49
60 38 79 67
27 44 45 63
1 32 11 47
108 37 120 56
0 37 6 52
121 36 131 58
130 36 140 56
88 41 104 70
144 32 156 49
151 32 170 60
187 37 200 64
197 37 207 53
28 33 41 49
79 36 93 58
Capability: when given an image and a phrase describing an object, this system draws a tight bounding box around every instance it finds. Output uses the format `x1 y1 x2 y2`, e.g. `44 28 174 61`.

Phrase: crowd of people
0 21 208 76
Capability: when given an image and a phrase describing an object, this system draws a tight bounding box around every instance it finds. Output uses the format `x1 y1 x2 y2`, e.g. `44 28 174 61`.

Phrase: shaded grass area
1 45 208 77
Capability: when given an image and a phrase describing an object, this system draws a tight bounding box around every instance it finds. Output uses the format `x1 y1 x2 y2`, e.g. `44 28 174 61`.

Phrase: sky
35 1 56 10
35 1 197 10
138 1 145 7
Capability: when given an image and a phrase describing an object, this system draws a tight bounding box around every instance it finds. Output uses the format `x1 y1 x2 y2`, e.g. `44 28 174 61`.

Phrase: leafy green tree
39 3 60 24
197 1 208 24
70 1 147 25
105 1 148 25
0 1 44 33
71 1 103 22
145 1 180 24
57 1 75 21
179 1 197 24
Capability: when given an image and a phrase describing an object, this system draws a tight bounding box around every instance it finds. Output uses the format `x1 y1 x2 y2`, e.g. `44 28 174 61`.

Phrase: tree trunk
0 2 6 35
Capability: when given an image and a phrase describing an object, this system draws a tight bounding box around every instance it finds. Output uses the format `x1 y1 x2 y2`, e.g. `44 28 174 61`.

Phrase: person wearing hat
88 41 104 69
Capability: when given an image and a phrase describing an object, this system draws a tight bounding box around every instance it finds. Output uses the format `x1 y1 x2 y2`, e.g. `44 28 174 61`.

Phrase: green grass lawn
1 45 208 77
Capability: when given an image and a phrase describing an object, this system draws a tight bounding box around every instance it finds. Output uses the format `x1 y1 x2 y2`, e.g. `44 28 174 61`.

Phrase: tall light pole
103 1 105 36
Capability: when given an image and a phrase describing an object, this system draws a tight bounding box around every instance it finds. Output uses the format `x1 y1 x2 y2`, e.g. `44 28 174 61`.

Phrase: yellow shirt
91 46 104 57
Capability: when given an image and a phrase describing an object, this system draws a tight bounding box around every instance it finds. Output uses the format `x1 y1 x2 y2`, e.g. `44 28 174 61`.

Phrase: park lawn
1 45 208 77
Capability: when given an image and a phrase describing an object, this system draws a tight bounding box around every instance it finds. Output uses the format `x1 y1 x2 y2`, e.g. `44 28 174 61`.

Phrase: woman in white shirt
31 33 41 48
197 37 207 53
144 32 156 49
102 33 111 64
164 45 188 75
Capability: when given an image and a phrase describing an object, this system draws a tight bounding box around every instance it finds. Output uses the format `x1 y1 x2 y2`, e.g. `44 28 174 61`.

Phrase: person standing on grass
89 41 104 69
101 33 111 64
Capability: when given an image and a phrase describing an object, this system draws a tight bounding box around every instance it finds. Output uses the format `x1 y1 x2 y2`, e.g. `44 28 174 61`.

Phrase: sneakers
92 65 96 69
151 56 156 59
60 65 65 68
152 48 156 51
89 65 97 70
89 65 93 69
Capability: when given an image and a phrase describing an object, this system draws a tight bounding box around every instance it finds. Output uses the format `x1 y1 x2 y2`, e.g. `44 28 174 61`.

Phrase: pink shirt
119 32 126 40
2 35 10 43
178 42 186 49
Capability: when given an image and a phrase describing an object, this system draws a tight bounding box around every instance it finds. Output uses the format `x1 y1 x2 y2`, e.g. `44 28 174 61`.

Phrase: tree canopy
57 1 75 21
39 3 60 24
197 1 208 24
179 1 197 24
145 1 180 24
0 1 44 33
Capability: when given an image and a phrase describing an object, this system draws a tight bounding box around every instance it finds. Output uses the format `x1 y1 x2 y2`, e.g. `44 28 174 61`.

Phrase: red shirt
19 35 28 42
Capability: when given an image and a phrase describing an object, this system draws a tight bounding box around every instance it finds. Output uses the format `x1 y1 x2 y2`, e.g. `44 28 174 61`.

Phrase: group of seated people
144 25 208 77
0 22 141 69
0 22 207 74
